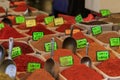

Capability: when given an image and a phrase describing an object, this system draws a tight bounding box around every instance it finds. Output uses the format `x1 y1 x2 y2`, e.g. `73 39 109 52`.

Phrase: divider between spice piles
92 62 120 80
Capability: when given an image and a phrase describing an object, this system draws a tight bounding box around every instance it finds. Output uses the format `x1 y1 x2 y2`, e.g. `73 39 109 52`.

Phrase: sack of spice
77 42 117 62
93 58 120 79
61 64 103 80
30 35 62 53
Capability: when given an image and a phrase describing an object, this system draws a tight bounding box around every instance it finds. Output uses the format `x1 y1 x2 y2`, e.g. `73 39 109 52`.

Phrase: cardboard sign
27 62 41 72
60 56 73 66
96 50 110 61
75 14 83 23
54 17 64 26
26 19 36 27
15 16 25 24
65 29 80 35
0 23 4 29
100 9 111 17
11 47 22 58
110 37 120 47
44 42 57 52
76 38 87 48
32 32 44 41
91 25 102 35
44 16 54 24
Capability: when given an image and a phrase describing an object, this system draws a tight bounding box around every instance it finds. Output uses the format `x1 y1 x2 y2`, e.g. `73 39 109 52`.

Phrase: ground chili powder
36 14 48 23
97 58 120 77
61 64 103 80
26 23 55 36
0 25 25 39
1 41 34 54
0 7 5 13
13 54 44 72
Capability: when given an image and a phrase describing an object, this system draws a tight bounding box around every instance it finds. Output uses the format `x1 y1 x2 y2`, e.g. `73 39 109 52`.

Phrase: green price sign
110 37 120 47
0 23 4 29
15 16 25 24
91 25 102 35
96 50 110 61
75 14 83 23
100 9 111 17
32 32 44 41
11 47 22 58
44 16 54 24
76 38 87 48
44 42 57 52
27 62 41 72
60 56 73 66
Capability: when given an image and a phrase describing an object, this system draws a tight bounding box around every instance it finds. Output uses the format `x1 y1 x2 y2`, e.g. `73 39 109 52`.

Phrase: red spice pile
73 31 94 43
97 58 120 77
0 7 5 13
13 54 44 72
1 41 34 54
56 23 83 32
58 14 75 24
36 14 48 23
26 24 55 36
61 64 103 80
0 26 25 39
17 23 31 30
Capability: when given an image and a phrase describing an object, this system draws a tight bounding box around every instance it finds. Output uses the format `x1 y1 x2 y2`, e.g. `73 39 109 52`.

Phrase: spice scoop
1 8 12 27
81 42 92 67
62 24 77 54
44 38 59 80
0 45 5 65
24 7 32 16
0 37 17 80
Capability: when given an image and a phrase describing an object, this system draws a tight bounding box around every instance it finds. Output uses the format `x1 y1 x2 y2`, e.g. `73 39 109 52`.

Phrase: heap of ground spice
96 32 120 43
31 35 62 51
1 41 34 54
58 14 76 24
0 7 5 13
7 15 16 25
26 69 55 80
0 26 25 39
13 54 44 72
77 42 117 62
0 72 12 80
16 23 31 30
97 58 120 76
56 23 83 32
61 64 103 80
26 23 55 36
36 14 48 22
73 31 94 43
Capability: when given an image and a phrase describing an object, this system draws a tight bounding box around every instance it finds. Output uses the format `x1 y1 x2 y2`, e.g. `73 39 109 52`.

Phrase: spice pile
97 58 120 76
77 42 117 62
61 64 103 80
1 41 34 54
13 54 44 72
31 35 62 51
16 23 31 30
0 7 5 13
36 14 48 23
96 32 120 43
26 69 55 80
26 24 55 36
0 72 12 80
0 26 25 39
73 31 94 43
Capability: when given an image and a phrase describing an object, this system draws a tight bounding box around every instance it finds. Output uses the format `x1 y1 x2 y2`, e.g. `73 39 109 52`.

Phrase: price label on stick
0 23 4 29
26 19 36 27
100 9 111 17
32 32 44 41
11 47 22 58
75 14 83 23
60 56 73 66
96 50 110 61
15 16 25 24
76 38 87 49
44 42 57 52
54 17 64 26
110 37 120 47
65 29 80 35
91 25 102 36
44 16 54 24
27 62 41 72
